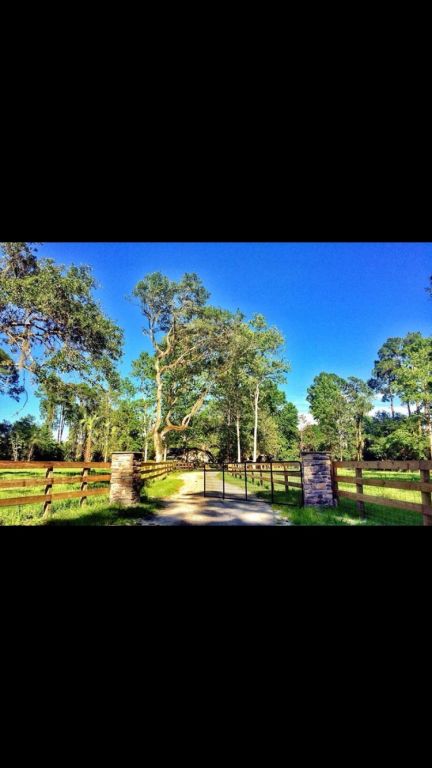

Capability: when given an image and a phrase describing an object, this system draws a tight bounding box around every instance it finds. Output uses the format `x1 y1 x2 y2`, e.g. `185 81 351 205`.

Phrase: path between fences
144 471 278 526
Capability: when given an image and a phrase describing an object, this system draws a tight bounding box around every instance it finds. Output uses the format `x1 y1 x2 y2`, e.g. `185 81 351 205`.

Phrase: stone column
301 452 335 507
109 452 143 507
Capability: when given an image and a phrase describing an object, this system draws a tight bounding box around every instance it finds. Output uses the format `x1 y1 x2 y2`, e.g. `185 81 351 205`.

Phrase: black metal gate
203 461 303 506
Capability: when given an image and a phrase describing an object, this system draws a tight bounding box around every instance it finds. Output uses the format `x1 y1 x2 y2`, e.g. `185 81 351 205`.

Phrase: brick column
301 452 335 507
109 452 143 507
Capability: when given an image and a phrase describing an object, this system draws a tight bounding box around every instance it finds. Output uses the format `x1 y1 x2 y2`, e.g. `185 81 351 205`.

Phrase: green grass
220 470 424 526
145 473 184 499
0 469 184 526
218 470 302 505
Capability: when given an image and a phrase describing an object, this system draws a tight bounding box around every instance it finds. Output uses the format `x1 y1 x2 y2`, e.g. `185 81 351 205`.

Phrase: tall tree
394 333 432 457
0 242 123 389
132 272 238 461
307 373 354 460
245 315 287 462
343 377 374 460
368 337 403 418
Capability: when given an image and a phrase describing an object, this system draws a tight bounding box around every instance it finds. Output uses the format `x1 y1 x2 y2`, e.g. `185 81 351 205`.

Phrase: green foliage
0 348 24 400
0 242 123 388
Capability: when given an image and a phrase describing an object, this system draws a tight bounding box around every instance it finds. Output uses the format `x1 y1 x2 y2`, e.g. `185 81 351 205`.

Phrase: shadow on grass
42 495 165 526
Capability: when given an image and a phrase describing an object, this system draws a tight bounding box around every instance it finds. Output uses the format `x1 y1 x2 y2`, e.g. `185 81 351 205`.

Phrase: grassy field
0 469 184 526
221 469 424 526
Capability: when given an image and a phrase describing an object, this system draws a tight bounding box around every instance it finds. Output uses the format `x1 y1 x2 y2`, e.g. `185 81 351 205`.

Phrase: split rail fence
332 460 432 525
0 459 178 515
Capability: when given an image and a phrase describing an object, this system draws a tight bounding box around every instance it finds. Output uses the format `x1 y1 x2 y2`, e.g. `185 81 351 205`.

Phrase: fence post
284 466 289 494
301 452 335 508
420 468 432 526
355 467 365 519
80 466 89 507
244 462 248 500
109 452 143 507
270 460 274 503
43 466 54 518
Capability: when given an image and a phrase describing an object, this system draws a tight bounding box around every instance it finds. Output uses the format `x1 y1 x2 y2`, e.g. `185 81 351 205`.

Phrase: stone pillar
109 452 143 507
301 452 335 507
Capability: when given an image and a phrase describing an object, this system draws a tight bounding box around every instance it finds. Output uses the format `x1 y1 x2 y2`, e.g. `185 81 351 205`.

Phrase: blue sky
1 242 431 423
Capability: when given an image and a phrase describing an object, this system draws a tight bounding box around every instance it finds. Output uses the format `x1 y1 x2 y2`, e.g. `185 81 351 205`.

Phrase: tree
394 333 432 457
0 241 39 277
343 377 374 460
244 314 287 462
0 348 24 400
307 373 354 460
131 353 157 460
0 242 123 389
132 272 239 461
368 337 403 418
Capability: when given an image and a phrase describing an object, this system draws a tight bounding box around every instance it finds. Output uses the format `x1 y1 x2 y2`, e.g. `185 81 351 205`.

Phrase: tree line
1 243 431 463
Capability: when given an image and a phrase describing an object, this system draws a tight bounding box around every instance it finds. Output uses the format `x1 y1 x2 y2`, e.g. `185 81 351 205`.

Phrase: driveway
148 471 275 526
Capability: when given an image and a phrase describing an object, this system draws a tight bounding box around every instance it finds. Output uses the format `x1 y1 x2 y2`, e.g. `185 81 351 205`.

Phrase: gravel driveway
146 471 276 526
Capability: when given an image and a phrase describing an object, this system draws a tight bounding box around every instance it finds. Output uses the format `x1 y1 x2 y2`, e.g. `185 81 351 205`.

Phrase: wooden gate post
42 466 54 518
355 467 365 519
420 468 432 526
301 452 335 508
109 452 143 507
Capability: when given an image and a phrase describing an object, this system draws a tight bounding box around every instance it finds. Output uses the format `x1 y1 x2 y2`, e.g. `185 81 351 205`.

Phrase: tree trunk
407 402 412 417
153 357 164 461
153 430 164 462
84 427 93 462
103 420 111 463
163 444 167 461
253 384 259 463
390 396 395 419
11 437 19 461
236 412 241 463
144 437 148 462
56 405 63 443
356 419 363 461
425 403 432 459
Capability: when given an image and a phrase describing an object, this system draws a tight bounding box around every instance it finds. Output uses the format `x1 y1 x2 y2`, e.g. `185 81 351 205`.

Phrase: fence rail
333 460 432 525
226 462 302 491
0 459 179 513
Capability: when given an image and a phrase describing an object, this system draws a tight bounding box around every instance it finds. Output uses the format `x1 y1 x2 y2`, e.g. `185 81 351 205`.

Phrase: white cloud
298 412 317 427
369 405 409 416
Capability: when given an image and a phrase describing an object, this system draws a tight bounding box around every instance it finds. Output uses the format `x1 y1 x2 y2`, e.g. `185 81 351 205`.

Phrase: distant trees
0 415 63 461
307 331 432 460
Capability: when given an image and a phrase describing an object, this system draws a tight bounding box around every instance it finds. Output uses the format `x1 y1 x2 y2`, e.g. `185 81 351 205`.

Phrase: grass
219 470 424 526
0 469 184 526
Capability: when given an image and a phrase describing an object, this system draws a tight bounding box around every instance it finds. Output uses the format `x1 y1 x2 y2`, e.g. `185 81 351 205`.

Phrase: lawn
221 469 424 526
0 469 184 526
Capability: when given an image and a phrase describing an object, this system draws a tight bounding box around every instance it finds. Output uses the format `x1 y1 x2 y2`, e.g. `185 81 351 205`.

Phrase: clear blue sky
1 242 431 423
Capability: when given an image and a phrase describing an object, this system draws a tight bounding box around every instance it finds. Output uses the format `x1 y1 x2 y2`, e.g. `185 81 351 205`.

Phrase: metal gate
203 461 303 506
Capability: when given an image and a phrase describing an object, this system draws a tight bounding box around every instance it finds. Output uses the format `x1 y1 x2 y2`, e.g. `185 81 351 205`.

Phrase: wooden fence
0 459 178 514
332 460 432 525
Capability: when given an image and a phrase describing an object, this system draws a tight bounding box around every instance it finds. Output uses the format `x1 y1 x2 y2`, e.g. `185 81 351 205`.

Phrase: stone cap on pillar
301 451 332 458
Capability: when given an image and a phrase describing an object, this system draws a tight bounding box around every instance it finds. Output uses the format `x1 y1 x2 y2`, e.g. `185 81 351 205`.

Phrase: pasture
0 468 184 526
222 468 424 525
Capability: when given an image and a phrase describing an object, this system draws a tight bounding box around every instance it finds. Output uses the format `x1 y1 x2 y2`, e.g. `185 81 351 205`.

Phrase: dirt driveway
148 471 276 526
